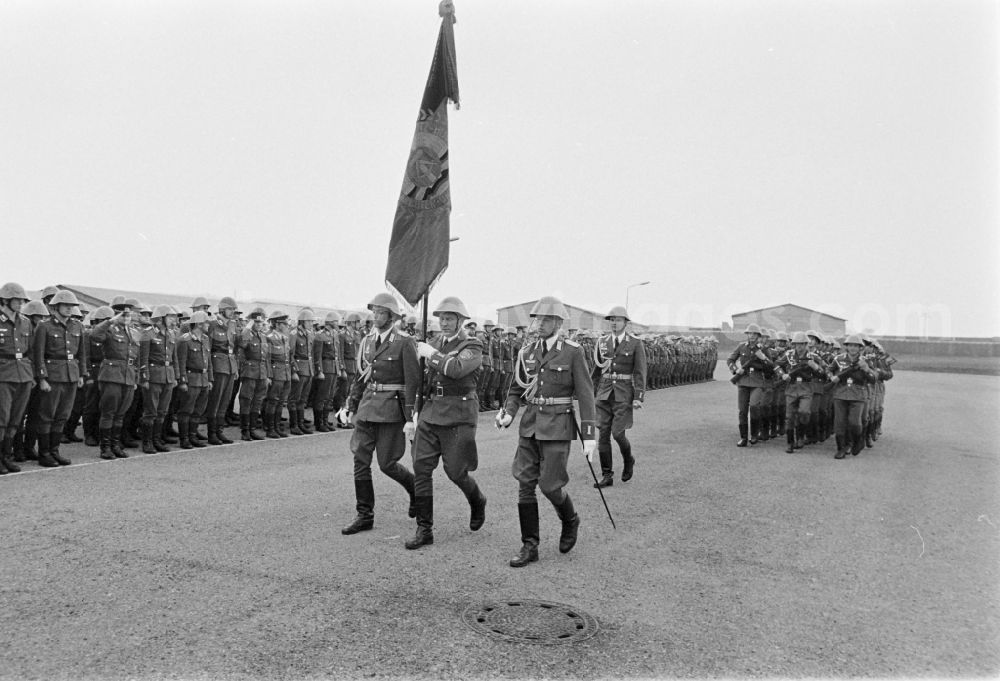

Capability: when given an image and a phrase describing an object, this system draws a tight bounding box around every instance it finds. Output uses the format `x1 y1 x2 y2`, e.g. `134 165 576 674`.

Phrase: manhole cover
462 599 599 645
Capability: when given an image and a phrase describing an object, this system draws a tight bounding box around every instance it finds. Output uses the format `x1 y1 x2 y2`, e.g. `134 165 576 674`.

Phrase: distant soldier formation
727 324 895 459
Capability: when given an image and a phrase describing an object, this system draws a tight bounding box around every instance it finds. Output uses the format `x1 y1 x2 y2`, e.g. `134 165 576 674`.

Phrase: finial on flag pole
439 0 456 23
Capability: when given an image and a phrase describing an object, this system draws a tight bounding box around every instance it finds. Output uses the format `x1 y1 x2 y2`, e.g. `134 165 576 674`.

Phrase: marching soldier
263 310 293 439
726 323 774 447
287 309 317 435
205 297 239 446
236 307 271 441
138 305 179 453
774 332 825 453
828 335 877 458
313 312 344 433
341 293 420 536
91 301 141 459
592 306 647 487
33 290 88 466
175 311 214 450
404 296 487 550
0 283 35 474
495 296 597 568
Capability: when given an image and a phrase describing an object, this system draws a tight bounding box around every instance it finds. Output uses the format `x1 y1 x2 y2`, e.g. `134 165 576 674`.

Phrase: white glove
495 410 513 430
415 342 436 360
582 439 597 462
403 418 416 441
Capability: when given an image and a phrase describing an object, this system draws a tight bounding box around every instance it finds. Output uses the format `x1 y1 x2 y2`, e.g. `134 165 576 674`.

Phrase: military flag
385 3 459 308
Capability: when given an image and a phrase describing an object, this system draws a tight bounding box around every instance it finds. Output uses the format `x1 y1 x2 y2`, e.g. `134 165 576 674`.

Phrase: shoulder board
564 339 580 348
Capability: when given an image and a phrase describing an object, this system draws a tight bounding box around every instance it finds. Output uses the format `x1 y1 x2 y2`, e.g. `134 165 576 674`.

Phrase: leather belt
104 359 137 366
607 373 632 381
528 396 573 406
0 353 24 359
368 383 405 392
431 385 476 398
212 351 234 355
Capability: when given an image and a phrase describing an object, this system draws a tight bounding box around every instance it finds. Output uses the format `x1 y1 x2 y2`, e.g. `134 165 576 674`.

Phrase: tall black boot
207 417 223 446
620 441 635 482
736 423 749 447
795 418 806 449
265 410 280 439
864 421 874 448
99 428 115 459
84 413 100 447
141 420 157 454
36 432 59 467
49 432 72 465
240 414 252 441
298 408 313 434
594 445 613 487
111 426 128 458
777 411 786 436
509 502 540 567
1 437 20 473
758 415 770 441
785 427 795 454
178 418 194 450
342 479 376 534
404 496 434 549
834 434 847 459
554 495 580 554
152 418 171 452
216 416 234 444
749 418 759 445
467 486 487 531
249 413 266 440
288 409 303 436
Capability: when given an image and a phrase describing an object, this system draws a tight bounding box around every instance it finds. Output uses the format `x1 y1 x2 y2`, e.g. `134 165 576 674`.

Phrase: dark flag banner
385 4 460 307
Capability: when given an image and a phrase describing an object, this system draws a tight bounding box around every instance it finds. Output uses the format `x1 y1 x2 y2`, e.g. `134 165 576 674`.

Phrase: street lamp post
625 281 650 316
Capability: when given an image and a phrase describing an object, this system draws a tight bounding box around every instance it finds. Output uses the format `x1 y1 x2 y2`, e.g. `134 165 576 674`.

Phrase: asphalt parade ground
2 365 999 680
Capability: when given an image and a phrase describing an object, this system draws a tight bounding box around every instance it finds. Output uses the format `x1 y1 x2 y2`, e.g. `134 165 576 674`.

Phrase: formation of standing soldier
727 323 895 458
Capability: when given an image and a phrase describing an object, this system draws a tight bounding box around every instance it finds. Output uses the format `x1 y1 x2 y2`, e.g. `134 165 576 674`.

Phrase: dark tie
374 335 382 352
614 337 620 353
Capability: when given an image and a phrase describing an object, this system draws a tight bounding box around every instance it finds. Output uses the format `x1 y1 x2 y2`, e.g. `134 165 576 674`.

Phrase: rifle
730 342 768 384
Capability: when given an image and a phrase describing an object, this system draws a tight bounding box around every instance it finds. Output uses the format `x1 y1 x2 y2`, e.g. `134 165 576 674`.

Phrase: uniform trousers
512 436 570 505
264 379 291 420
207 372 235 421
350 419 411 484
141 383 174 425
784 383 813 426
312 375 336 412
833 398 865 447
238 378 269 416
736 385 765 424
37 382 78 435
98 382 136 429
177 385 209 421
288 375 312 412
0 381 32 438
596 393 633 475
412 421 479 497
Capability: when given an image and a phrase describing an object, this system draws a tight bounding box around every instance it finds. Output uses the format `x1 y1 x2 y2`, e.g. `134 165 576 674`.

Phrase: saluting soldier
313 312 344 433
404 296 487 550
205 297 239 446
138 305 179 453
175 311 214 450
33 290 88 466
236 307 271 441
341 293 420 536
91 300 141 459
495 296 597 568
727 323 774 447
263 310 293 439
592 306 647 487
0 283 35 474
287 309 318 435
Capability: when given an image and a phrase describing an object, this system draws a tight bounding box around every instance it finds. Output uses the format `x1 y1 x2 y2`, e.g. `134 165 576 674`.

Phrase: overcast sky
2 0 997 337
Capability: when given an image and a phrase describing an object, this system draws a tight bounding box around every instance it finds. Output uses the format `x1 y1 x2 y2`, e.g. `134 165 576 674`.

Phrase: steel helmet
506 326 518 335
297 308 315 322
529 296 569 320
605 305 629 321
90 305 114 321
49 290 80 306
22 300 49 316
110 295 129 310
775 331 789 342
178 310 191 321
805 329 821 340
464 319 477 329
0 282 30 301
744 323 761 334
189 311 210 325
268 309 288 322
41 285 61 299
191 296 210 309
832 339 842 350
69 306 84 318
790 331 808 344
124 298 142 310
151 304 174 319
366 292 402 317
872 340 884 351
433 296 470 319
844 334 864 347
760 328 771 339
218 296 238 312
137 302 153 314
483 319 496 328
324 311 342 324
344 312 363 323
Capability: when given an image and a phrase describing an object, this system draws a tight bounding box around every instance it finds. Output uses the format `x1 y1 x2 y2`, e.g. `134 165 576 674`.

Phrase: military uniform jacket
32 315 86 383
727 341 773 388
421 330 483 427
266 330 292 381
237 328 271 380
139 326 178 385
480 333 493 370
208 319 238 375
341 328 358 374
829 353 875 402
289 326 316 378
0 306 35 383
503 337 596 441
348 329 419 423
176 332 213 387
313 328 342 375
85 326 103 379
594 332 647 403
92 319 140 386
500 338 515 373
774 348 823 397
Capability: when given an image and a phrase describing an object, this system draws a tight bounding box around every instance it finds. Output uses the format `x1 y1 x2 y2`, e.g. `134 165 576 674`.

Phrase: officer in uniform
33 290 88 466
287 309 318 435
91 301 140 458
175 311 213 449
341 293 420 536
263 310 293 438
592 305 646 487
236 307 271 441
828 335 877 458
0 283 35 474
313 311 344 432
726 323 774 446
404 296 486 550
496 296 597 568
204 297 239 446
138 305 179 453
